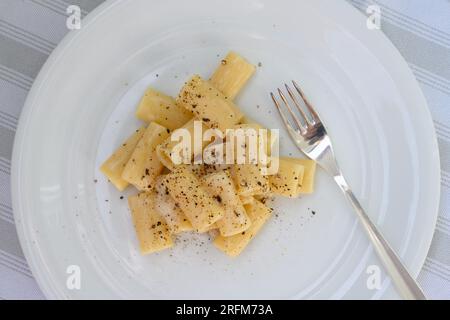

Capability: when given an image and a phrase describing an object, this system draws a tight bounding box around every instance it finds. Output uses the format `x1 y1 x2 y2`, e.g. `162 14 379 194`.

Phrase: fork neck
315 143 341 178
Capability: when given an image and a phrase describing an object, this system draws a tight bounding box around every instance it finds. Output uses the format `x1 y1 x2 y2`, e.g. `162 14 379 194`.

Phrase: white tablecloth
0 0 448 299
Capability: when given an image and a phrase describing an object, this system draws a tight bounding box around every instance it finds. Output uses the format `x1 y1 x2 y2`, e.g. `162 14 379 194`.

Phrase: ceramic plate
12 0 440 299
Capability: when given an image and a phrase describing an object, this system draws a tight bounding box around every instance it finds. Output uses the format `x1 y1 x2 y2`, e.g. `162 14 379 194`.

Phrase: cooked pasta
156 118 209 170
230 164 270 197
269 158 305 197
202 170 251 236
214 199 272 257
154 176 193 234
176 75 242 131
121 122 169 191
162 166 225 233
283 157 317 194
100 51 317 256
210 51 255 100
136 88 192 130
100 127 146 191
128 192 173 254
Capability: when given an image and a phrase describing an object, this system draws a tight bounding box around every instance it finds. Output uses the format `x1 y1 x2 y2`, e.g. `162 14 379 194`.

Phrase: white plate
12 0 440 299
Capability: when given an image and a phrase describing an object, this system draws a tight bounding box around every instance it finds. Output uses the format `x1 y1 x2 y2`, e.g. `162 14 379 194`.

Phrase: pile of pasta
100 52 316 257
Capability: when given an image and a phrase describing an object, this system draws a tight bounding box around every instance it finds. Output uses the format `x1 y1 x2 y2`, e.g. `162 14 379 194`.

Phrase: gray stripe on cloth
0 34 48 80
30 0 102 17
0 218 25 260
438 138 450 174
349 0 450 81
350 0 450 48
0 126 14 160
0 19 55 55
381 20 450 81
30 0 74 17
427 229 450 268
59 0 105 13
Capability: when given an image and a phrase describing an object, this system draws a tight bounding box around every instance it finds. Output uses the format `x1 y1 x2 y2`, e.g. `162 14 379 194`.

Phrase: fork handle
334 174 426 300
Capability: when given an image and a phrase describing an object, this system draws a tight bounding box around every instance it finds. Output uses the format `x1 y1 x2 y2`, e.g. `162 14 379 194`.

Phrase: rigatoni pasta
210 51 255 100
188 163 231 177
121 122 169 191
162 166 225 233
202 170 251 236
100 127 146 191
239 195 254 205
100 51 317 257
128 192 173 254
156 118 209 170
136 88 192 130
154 176 193 234
233 122 276 157
230 164 270 197
176 75 242 131
283 157 317 194
269 158 305 197
214 199 272 257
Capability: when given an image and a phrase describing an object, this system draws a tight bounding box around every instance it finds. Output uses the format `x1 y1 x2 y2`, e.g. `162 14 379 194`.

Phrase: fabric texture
0 0 448 299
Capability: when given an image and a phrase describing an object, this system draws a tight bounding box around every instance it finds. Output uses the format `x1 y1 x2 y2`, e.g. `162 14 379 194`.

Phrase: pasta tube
269 158 305 197
128 192 173 254
154 175 193 234
202 171 251 236
283 158 317 194
230 164 269 197
156 119 210 170
188 163 231 177
162 166 225 232
135 88 192 130
210 51 256 100
214 199 272 257
122 122 169 191
100 127 146 191
176 75 243 131
239 195 254 205
233 122 276 157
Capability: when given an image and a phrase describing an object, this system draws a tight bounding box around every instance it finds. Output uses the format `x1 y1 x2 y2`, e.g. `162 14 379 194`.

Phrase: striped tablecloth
0 0 448 300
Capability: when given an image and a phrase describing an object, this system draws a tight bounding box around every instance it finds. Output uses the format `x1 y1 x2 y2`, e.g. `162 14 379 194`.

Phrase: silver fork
271 81 426 300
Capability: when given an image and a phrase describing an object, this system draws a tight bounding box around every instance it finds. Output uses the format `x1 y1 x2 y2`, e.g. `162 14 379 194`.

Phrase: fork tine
284 83 312 126
292 80 321 123
270 92 302 134
277 88 307 133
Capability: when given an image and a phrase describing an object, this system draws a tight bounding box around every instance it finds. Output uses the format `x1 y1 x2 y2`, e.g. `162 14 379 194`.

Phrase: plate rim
11 0 441 299
11 0 123 299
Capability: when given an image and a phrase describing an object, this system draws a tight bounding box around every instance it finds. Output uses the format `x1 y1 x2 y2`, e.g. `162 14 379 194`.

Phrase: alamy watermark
167 121 280 174
66 264 81 290
366 5 381 30
66 5 81 30
366 264 382 290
